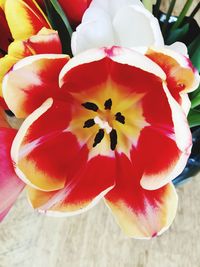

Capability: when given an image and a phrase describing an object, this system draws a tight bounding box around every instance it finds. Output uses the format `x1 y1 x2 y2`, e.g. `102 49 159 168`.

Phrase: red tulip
58 0 92 25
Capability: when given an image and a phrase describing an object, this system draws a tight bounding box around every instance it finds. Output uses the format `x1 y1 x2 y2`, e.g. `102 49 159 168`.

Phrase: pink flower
0 106 25 221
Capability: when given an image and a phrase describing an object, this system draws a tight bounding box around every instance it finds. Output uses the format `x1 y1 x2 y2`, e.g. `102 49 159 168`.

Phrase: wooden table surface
0 175 200 267
0 1 200 267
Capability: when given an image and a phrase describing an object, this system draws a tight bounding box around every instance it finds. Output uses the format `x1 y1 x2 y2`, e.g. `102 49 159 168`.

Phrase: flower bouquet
0 0 199 239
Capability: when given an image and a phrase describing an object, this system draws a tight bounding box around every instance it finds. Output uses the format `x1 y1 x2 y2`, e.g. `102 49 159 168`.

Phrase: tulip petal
3 54 69 118
0 8 12 54
71 14 115 55
5 0 50 40
0 28 62 98
11 98 89 191
59 0 92 25
60 46 166 92
146 47 200 103
104 153 178 239
113 5 164 48
27 155 115 216
72 0 163 55
0 55 18 97
89 0 143 19
0 128 25 221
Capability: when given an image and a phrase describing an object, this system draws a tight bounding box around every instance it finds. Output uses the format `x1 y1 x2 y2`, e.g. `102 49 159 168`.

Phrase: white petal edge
2 54 69 104
11 98 54 191
36 185 115 217
140 83 192 190
60 46 166 88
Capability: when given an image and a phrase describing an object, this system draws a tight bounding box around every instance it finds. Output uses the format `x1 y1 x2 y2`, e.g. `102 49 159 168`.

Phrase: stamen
104 98 112 110
110 129 117 150
93 129 105 147
115 112 125 124
83 119 95 128
82 102 98 112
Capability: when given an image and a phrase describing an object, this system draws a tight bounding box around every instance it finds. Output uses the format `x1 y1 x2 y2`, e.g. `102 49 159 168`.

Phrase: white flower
71 0 164 55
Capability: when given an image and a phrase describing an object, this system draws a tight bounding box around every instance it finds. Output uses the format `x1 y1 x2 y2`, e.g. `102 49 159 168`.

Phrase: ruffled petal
104 153 178 239
146 47 200 103
27 155 115 216
3 54 69 118
0 128 25 221
11 98 88 191
5 0 50 40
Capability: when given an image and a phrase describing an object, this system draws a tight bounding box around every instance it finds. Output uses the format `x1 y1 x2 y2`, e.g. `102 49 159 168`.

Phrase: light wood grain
0 175 200 267
0 1 200 266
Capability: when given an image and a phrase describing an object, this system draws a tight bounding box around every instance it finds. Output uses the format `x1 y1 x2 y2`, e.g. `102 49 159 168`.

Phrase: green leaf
49 0 72 37
191 84 200 108
44 0 72 56
166 23 189 44
188 34 200 72
188 108 200 128
171 0 193 31
162 0 176 36
153 0 161 17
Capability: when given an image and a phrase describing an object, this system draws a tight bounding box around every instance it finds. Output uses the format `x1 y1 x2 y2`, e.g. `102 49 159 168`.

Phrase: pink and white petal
27 155 116 216
5 0 50 40
113 5 164 48
104 153 178 239
3 54 69 118
146 47 200 102
0 128 25 222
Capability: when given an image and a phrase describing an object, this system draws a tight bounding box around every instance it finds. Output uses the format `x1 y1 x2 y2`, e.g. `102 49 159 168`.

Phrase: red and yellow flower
2 45 199 238
0 0 62 103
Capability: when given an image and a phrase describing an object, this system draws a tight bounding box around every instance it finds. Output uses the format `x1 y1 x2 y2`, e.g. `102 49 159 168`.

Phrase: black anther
110 129 117 150
83 119 95 128
82 102 98 112
93 129 105 147
115 112 125 124
104 98 112 110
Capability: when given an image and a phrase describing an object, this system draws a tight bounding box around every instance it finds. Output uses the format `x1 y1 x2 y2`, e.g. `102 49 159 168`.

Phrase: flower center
82 98 126 150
